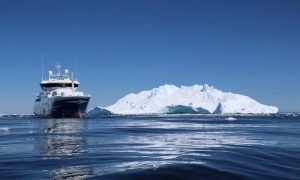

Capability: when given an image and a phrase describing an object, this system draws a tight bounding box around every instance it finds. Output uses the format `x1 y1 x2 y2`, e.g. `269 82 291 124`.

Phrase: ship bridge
40 64 79 90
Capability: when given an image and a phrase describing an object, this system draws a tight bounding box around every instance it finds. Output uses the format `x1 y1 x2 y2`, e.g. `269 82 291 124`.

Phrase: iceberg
89 84 278 115
88 106 113 116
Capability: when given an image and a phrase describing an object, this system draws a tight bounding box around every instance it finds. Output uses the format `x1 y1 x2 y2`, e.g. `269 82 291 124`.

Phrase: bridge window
40 83 79 88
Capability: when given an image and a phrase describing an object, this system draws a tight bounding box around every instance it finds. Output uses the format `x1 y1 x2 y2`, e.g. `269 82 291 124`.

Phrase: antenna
56 63 62 76
75 56 78 80
42 57 44 80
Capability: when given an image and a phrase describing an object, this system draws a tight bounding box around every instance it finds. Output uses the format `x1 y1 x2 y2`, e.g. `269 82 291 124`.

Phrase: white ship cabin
41 65 79 90
36 64 85 101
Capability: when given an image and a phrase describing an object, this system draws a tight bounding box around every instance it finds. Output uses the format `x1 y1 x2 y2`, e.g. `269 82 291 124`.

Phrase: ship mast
56 63 62 76
42 57 44 80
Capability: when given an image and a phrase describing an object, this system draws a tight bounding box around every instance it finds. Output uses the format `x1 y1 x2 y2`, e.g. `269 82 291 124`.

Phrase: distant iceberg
88 106 113 116
0 114 34 118
88 84 278 115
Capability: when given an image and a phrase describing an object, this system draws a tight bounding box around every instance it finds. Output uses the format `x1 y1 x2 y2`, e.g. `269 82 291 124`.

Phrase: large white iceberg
89 84 278 115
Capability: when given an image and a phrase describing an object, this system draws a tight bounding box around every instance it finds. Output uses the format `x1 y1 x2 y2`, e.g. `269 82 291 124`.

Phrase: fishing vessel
34 64 91 118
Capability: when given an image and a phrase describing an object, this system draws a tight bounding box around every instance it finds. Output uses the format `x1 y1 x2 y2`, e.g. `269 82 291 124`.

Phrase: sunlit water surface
0 114 299 179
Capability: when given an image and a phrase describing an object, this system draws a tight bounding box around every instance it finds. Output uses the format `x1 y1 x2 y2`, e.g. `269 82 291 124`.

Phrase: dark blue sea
0 114 299 179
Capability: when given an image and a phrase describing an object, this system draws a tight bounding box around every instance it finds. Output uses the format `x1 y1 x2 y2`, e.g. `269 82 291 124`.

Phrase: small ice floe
225 117 237 121
45 128 53 133
0 127 10 132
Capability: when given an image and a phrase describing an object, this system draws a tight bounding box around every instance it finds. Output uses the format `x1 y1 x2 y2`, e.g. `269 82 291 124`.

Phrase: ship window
35 99 41 102
40 83 79 88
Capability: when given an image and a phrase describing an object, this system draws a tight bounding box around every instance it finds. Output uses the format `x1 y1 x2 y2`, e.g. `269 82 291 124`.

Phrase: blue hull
50 96 90 118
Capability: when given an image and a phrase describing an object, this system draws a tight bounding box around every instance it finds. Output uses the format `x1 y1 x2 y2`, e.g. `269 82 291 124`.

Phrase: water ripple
0 115 299 179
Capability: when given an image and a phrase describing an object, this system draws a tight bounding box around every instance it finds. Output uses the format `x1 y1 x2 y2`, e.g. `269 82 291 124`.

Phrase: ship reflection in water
36 119 93 179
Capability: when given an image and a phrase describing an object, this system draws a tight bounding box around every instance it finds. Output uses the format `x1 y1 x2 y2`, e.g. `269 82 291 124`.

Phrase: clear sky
0 0 299 113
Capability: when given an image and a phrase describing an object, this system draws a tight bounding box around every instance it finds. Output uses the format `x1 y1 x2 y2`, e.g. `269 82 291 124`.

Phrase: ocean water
0 114 299 179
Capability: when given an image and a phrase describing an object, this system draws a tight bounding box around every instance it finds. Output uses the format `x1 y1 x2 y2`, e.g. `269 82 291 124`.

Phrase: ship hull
50 96 90 118
34 96 90 118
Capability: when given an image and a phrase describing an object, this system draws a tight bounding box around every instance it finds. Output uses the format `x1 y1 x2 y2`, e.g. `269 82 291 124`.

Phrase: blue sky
0 0 299 113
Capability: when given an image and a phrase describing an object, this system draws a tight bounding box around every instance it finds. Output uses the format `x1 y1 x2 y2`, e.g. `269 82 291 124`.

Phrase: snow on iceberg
90 84 278 115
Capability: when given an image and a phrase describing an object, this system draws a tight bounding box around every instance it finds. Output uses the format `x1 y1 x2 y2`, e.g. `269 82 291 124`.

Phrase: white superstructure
34 64 91 118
